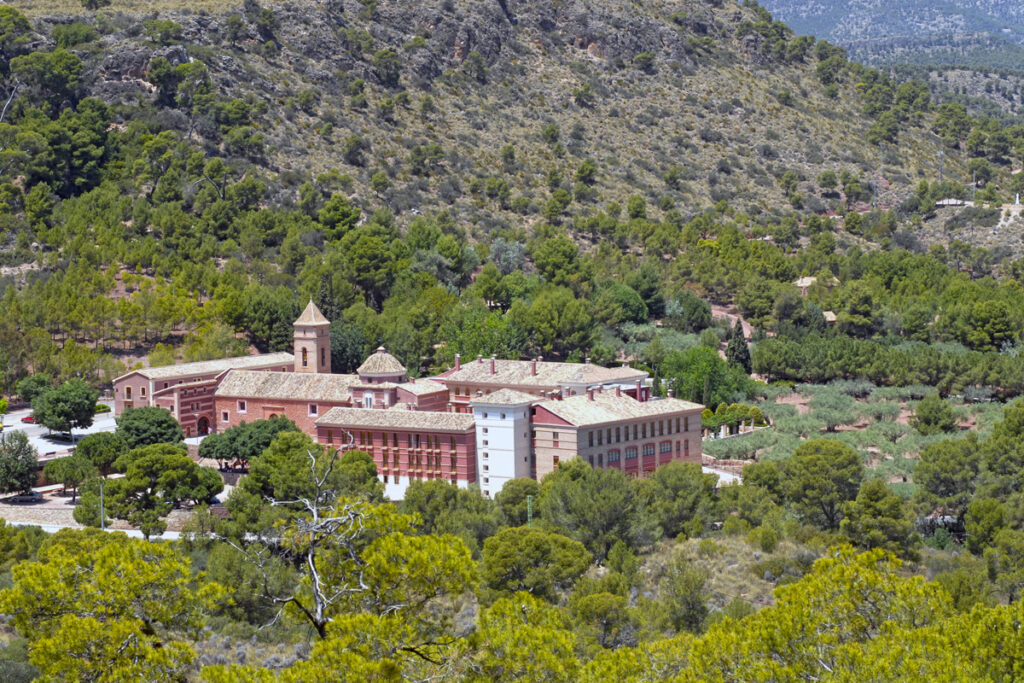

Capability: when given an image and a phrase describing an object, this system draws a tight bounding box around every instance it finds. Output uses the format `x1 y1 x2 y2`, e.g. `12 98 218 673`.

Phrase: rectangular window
660 441 672 454
483 427 488 434
684 440 690 456
597 431 603 446
684 416 689 432
643 444 656 457
450 436 456 450
408 434 413 448
553 456 559 467
309 404 318 416
221 411 229 422
625 447 637 460
641 423 646 439
141 386 147 398
125 387 132 400
659 421 664 436
588 431 594 448
633 424 638 440
483 440 488 446
615 427 620 443
552 431 559 446
606 428 612 444
483 464 489 472
676 417 681 433
163 382 169 389
327 430 334 444
609 450 620 463
500 413 506 419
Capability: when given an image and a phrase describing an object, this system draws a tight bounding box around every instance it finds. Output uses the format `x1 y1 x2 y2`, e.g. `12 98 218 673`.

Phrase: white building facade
471 389 536 498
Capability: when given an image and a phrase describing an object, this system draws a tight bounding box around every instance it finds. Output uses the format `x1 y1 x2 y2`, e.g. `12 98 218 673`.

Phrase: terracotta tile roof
469 388 538 406
317 407 475 432
535 394 703 427
357 347 406 376
215 371 359 402
396 379 448 396
117 352 294 382
294 300 330 326
440 358 647 388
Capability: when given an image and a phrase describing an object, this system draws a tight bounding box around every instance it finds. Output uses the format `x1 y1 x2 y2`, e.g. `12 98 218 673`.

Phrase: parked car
21 415 36 424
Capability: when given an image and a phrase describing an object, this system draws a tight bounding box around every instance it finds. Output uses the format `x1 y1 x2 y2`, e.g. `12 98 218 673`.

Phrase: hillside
762 0 1024 68
3 0 954 222
1 0 1024 400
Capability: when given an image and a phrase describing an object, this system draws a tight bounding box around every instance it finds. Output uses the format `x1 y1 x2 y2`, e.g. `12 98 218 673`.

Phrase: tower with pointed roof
294 299 331 374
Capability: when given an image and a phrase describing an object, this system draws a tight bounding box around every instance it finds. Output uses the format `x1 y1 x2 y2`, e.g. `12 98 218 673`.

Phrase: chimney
587 388 595 401
454 353 461 371
585 357 591 365
490 354 496 375
616 386 621 397
667 389 674 398
476 390 483 397
409 376 415 383
531 358 537 376
636 380 643 402
477 354 483 364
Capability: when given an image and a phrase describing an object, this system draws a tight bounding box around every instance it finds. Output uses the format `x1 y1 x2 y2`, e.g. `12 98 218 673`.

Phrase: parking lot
0 402 117 461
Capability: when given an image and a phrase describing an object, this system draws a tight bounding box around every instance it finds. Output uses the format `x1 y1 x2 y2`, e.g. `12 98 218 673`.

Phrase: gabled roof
439 358 647 388
357 347 406 377
396 379 448 396
215 370 359 402
469 388 538 406
294 299 331 327
534 394 703 427
114 352 294 382
316 406 475 432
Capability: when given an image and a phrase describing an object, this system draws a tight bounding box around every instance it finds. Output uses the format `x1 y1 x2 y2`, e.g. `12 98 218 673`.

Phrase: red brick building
437 354 650 413
113 352 294 436
315 407 477 499
529 389 704 480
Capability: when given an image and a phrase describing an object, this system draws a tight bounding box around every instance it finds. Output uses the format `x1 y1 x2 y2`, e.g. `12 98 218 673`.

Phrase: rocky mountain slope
6 0 957 232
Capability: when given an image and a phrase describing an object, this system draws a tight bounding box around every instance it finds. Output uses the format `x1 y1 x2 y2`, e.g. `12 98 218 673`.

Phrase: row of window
592 440 689 466
585 416 691 448
381 453 457 469
331 431 460 450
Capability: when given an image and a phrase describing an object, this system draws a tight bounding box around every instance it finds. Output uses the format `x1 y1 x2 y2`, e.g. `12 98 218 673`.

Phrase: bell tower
293 299 331 374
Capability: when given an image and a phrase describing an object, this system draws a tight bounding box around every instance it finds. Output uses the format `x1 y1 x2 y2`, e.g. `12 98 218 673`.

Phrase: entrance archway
197 416 210 435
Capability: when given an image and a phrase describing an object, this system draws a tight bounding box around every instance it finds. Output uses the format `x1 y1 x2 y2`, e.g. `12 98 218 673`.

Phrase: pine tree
725 319 751 373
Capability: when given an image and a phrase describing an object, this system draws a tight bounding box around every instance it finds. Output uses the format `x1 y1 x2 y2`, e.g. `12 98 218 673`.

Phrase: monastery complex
113 301 704 499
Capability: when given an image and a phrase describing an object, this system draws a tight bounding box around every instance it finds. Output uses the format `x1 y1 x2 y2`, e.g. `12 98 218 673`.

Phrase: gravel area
0 492 195 531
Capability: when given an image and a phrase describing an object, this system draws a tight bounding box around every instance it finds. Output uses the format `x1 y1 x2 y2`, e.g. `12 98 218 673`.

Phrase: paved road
3 519 182 540
1 402 116 461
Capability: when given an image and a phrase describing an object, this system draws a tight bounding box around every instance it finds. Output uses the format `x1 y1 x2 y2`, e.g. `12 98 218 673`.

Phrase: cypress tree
725 320 751 373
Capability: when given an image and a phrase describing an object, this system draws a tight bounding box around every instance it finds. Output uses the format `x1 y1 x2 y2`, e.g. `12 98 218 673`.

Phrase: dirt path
710 304 753 339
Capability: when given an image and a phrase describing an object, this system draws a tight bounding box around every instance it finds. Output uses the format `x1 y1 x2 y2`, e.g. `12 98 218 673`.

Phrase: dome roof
357 347 406 377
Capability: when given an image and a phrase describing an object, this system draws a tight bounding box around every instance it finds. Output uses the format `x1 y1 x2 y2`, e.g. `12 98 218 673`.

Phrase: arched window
302 347 308 367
